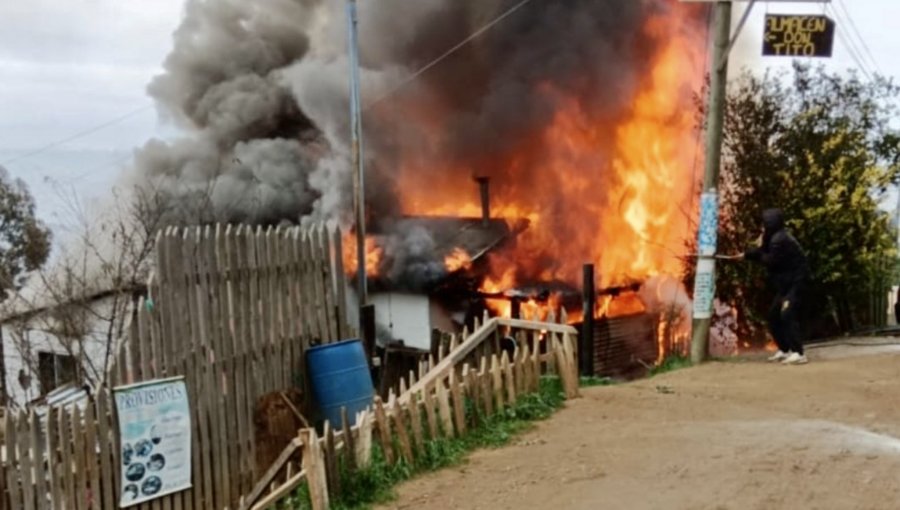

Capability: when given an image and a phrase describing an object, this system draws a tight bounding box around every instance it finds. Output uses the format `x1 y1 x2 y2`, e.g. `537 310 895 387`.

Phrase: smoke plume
133 0 704 288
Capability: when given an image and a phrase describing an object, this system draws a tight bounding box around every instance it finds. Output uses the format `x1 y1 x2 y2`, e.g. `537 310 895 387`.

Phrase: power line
834 0 882 75
825 4 874 81
364 0 535 110
0 104 154 167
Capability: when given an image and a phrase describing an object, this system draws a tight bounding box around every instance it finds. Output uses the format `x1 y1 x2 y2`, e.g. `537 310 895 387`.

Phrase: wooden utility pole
690 0 732 363
347 0 368 310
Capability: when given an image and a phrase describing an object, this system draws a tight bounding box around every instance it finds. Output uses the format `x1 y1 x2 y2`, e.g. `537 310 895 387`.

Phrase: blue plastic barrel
306 339 374 427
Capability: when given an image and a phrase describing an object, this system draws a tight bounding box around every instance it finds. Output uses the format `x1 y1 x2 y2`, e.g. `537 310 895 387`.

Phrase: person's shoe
781 352 809 365
767 350 789 362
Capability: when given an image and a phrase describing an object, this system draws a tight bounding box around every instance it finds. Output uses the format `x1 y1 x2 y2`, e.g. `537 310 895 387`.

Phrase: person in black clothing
743 209 811 365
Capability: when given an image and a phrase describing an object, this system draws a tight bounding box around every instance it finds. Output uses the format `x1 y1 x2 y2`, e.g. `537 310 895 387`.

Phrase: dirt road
379 343 900 510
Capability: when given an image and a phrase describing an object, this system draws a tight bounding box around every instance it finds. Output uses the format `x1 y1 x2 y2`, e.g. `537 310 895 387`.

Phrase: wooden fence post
355 410 373 469
301 428 329 510
389 394 414 465
449 372 466 436
373 397 394 465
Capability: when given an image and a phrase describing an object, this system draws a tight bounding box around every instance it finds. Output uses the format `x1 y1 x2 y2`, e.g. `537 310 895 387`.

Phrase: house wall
371 293 431 350
369 292 460 351
1 296 126 407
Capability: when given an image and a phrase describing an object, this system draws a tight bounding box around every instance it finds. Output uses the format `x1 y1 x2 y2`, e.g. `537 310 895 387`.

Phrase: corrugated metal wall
592 313 657 380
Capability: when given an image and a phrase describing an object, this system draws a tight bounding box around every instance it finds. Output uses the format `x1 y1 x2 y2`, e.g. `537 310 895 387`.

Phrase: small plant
649 355 692 377
579 375 615 387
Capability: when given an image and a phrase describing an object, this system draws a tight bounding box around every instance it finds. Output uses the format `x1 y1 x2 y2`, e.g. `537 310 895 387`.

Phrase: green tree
688 63 900 340
0 165 51 297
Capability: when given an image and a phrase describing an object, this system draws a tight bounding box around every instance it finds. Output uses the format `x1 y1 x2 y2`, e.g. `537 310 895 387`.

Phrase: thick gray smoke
134 0 701 288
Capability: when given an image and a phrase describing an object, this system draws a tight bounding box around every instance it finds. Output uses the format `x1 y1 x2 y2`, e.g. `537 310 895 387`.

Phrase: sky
0 0 897 233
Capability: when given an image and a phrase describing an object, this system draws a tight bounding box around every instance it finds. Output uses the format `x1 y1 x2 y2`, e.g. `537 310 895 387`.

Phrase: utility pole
690 0 733 364
347 0 368 310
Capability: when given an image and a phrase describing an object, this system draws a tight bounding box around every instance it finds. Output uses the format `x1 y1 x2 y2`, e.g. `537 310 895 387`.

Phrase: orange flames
444 248 473 273
348 4 707 360
342 233 383 279
390 7 705 295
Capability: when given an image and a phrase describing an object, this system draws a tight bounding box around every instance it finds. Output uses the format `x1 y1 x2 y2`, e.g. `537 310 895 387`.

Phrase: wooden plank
355 410 373 469
317 227 339 342
310 229 330 343
153 229 173 377
4 413 23 510
28 410 48 510
479 357 494 416
285 230 303 378
436 381 454 438
502 351 516 406
463 366 480 428
45 409 62 510
277 229 292 390
298 228 313 347
331 228 349 339
18 412 35 510
169 228 191 373
496 318 577 336
233 355 252 492
96 391 115 510
421 385 438 441
137 298 153 380
340 407 356 472
222 358 241 505
295 231 312 351
449 373 466 436
406 374 424 452
560 332 580 399
300 429 329 510
210 361 231 510
82 401 100 510
325 421 341 499
389 395 413 465
191 353 213 510
260 228 275 392
278 229 297 379
372 397 394 465
232 228 256 487
191 229 232 509
71 406 87 510
490 354 504 410
513 344 524 397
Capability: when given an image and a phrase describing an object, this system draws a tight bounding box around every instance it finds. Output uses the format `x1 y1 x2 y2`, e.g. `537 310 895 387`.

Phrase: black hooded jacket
745 209 810 293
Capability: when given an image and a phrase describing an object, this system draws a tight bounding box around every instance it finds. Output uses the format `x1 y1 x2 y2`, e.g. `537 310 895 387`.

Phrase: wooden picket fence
1 224 352 510
243 313 580 510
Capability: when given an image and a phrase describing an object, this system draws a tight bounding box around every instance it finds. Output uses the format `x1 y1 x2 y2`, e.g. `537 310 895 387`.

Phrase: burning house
130 0 710 374
345 178 529 351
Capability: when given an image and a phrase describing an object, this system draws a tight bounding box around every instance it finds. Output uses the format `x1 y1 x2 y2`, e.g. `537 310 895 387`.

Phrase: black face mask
761 208 785 248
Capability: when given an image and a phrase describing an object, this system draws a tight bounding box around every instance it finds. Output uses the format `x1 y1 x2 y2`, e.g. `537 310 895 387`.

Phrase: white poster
114 377 192 507
692 257 716 320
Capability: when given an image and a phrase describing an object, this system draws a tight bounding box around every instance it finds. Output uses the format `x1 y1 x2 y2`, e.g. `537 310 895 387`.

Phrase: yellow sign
763 14 835 57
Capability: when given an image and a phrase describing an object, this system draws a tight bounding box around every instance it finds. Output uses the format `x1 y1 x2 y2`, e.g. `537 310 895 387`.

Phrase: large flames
347 3 707 360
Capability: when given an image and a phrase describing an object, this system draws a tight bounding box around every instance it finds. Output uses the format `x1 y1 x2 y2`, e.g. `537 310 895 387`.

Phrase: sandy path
378 344 900 510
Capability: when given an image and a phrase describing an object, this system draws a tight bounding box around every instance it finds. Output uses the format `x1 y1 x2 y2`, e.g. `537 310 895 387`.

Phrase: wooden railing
244 314 580 510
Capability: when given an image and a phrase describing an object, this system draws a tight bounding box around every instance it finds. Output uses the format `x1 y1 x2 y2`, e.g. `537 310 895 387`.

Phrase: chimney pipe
475 176 490 226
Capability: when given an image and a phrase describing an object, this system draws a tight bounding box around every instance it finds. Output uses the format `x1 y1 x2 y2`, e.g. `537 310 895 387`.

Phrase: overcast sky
0 0 896 229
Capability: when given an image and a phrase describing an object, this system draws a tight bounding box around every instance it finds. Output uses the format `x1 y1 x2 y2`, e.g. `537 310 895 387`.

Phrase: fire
352 3 707 361
390 7 704 292
444 248 473 273
342 233 383 278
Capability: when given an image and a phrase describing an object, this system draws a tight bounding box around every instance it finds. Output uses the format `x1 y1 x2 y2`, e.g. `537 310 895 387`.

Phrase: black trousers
767 283 805 356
